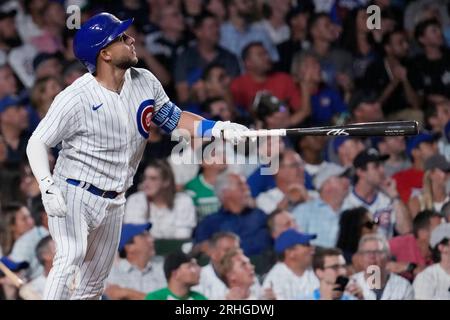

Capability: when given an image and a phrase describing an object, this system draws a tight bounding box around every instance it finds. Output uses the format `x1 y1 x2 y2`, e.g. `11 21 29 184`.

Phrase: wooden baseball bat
238 121 419 138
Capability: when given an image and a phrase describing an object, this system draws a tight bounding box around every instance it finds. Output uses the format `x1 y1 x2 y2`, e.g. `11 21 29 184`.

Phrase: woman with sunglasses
336 206 379 274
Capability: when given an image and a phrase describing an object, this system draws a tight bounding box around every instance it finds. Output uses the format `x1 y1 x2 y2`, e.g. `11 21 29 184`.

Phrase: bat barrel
285 121 419 137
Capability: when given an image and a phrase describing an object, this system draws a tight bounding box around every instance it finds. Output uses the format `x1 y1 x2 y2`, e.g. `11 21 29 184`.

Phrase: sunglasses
110 33 130 45
362 218 379 230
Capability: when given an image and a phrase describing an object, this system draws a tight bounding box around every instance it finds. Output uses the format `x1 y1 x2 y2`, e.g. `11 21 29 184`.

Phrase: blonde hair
216 248 243 286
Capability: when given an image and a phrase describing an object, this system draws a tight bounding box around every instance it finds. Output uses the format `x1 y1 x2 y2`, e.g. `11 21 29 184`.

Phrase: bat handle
241 129 287 138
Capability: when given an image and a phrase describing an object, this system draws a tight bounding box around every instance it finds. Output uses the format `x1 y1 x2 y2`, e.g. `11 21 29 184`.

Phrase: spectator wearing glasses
351 234 414 300
305 248 362 300
262 229 319 300
413 223 450 299
336 207 379 268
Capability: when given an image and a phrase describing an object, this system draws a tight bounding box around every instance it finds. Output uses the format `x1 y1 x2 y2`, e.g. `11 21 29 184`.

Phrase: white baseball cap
429 223 450 248
313 163 348 190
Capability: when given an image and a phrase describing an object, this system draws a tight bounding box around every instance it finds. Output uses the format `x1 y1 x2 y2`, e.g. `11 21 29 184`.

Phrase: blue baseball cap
0 257 29 275
0 95 26 113
118 223 152 252
406 132 438 158
274 229 316 254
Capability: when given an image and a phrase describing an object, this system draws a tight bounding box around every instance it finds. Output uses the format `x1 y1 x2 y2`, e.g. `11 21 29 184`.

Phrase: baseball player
25 13 248 300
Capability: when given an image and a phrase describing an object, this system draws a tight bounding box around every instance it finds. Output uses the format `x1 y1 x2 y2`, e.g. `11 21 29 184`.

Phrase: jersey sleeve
31 90 80 147
140 68 170 113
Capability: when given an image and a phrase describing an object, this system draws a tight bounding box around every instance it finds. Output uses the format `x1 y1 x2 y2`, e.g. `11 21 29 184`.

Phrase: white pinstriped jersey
32 67 169 193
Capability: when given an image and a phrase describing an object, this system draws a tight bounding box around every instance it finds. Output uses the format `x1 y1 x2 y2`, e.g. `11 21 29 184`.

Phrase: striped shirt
262 262 319 300
32 68 169 193
292 198 341 248
106 257 166 294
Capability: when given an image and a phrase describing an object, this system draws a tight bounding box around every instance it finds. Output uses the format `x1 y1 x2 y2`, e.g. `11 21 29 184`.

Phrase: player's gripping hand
39 177 67 217
211 121 249 145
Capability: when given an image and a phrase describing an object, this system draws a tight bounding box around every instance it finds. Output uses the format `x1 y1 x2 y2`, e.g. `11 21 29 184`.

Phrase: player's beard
115 55 138 70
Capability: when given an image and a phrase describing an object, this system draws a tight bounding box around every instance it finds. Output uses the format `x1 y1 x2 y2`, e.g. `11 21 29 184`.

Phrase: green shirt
145 287 207 300
185 174 220 220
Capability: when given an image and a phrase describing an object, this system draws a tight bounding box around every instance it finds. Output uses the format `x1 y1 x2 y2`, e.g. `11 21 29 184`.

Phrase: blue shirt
220 22 279 62
193 207 271 256
292 198 341 248
174 45 240 86
303 288 355 300
310 86 348 126
247 165 315 198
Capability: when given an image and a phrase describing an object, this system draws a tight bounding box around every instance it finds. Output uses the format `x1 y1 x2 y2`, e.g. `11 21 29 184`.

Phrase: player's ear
98 48 113 63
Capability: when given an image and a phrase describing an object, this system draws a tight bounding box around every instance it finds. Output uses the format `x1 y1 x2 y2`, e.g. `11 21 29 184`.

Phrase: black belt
66 179 119 199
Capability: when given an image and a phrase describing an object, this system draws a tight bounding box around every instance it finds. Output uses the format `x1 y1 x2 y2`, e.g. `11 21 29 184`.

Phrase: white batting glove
39 176 67 217
211 121 249 145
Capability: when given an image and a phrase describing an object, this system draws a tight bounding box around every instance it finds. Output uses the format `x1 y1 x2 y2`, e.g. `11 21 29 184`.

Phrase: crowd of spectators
1 0 450 300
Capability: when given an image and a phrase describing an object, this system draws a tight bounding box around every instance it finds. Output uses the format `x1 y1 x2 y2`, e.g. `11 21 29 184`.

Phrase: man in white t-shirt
413 223 450 300
262 229 319 300
351 234 414 300
342 148 412 238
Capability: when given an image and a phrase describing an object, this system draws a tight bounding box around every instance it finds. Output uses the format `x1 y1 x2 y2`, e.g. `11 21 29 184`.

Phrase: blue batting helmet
73 12 133 73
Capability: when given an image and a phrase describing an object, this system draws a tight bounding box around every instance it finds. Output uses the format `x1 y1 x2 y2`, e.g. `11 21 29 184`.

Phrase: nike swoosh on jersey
92 103 103 111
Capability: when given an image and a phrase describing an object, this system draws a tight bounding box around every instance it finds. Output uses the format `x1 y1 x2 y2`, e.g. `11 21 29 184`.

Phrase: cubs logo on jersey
136 99 155 139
